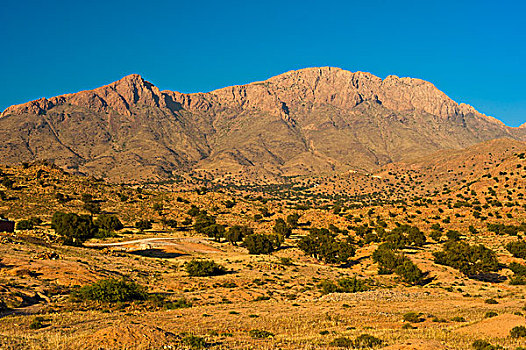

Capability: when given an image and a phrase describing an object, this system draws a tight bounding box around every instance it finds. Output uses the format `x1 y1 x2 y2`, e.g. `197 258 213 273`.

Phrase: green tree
298 228 355 264
52 212 97 246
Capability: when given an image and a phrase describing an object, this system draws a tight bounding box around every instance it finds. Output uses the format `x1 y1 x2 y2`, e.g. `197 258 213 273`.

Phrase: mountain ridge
0 67 524 182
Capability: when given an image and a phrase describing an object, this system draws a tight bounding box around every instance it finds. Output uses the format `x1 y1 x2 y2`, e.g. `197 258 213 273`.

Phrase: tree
433 241 499 277
193 213 216 234
184 259 226 276
95 214 123 232
273 218 292 238
225 225 253 245
286 213 301 229
298 228 355 264
135 220 152 231
243 234 277 254
52 212 97 246
203 224 226 242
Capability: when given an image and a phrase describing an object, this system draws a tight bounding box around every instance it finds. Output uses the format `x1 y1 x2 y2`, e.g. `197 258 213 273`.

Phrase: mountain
1 67 524 182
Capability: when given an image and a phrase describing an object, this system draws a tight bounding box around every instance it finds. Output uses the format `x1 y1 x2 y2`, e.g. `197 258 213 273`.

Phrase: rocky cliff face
0 67 523 182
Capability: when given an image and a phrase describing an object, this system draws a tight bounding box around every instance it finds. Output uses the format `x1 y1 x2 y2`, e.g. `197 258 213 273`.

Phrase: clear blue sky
1 0 525 126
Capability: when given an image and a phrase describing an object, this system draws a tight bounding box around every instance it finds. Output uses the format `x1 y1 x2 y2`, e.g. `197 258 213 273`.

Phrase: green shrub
184 259 226 277
71 278 146 302
330 336 353 347
135 219 152 231
225 225 253 245
506 240 526 259
243 234 279 254
273 218 292 238
433 241 499 277
52 212 97 246
95 214 123 232
510 325 526 338
403 312 423 323
249 329 274 338
353 334 383 348
29 316 47 329
16 220 34 230
298 228 355 264
484 298 498 304
484 311 498 318
472 339 503 350
318 277 367 295
165 298 192 309
181 335 207 349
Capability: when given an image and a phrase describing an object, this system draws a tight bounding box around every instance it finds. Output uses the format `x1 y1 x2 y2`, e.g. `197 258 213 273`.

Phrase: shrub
181 335 207 349
286 213 301 228
135 220 152 231
225 225 253 245
472 339 502 350
318 277 367 295
52 212 97 246
298 228 355 264
243 234 279 254
165 298 192 309
330 336 353 347
16 220 34 230
29 316 47 330
372 244 424 284
249 329 274 338
510 325 526 338
184 259 226 277
433 241 499 277
202 224 226 242
353 334 383 348
484 311 498 318
484 298 498 304
509 262 526 276
403 312 423 323
71 278 147 302
95 214 123 232
273 218 292 237
506 240 526 259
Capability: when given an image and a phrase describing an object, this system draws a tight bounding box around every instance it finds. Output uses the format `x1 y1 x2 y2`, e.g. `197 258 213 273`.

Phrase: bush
71 278 147 302
249 329 274 338
506 240 526 259
403 312 423 323
510 325 526 338
472 339 502 350
95 214 123 232
330 336 353 347
353 334 383 348
433 241 499 277
181 335 207 349
318 277 367 295
52 212 97 246
16 220 34 230
372 244 424 284
484 311 498 318
202 224 225 242
225 225 253 245
243 234 279 254
29 316 47 330
184 259 226 277
273 218 292 237
298 228 355 264
135 220 152 231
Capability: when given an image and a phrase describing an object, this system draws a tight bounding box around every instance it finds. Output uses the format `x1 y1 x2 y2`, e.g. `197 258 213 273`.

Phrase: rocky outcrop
0 67 523 182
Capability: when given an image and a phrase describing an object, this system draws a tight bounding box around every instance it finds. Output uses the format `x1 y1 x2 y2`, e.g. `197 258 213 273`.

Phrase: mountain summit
1 67 524 182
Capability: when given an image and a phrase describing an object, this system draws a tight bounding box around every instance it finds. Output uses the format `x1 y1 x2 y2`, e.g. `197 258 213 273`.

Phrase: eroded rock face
0 67 523 182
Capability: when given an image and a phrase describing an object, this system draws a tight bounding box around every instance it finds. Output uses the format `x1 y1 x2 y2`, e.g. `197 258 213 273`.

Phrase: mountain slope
0 67 524 182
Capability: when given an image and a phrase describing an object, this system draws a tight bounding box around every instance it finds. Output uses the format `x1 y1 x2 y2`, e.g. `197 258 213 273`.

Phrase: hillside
0 141 525 349
1 67 524 182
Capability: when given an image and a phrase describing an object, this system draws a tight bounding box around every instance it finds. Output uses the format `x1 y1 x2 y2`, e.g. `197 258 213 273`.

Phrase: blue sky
1 0 525 126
